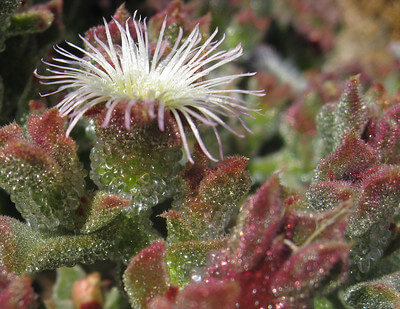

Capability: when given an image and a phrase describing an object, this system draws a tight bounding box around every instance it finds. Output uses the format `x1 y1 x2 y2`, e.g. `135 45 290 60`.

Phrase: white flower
35 13 264 163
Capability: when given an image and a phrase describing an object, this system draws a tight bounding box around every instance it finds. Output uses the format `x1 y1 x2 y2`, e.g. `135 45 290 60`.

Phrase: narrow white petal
171 109 193 164
181 110 218 162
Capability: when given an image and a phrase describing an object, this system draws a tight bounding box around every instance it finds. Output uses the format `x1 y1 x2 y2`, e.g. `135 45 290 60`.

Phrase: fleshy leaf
229 173 284 272
175 156 251 241
306 180 353 211
162 211 196 243
316 76 368 156
335 75 368 144
348 165 400 237
270 241 350 300
27 109 77 166
317 102 337 157
81 192 131 234
166 238 227 286
0 216 115 274
371 104 400 164
199 156 251 210
344 271 400 309
290 200 352 245
123 240 169 308
313 131 378 183
0 110 87 231
176 281 240 309
0 123 23 147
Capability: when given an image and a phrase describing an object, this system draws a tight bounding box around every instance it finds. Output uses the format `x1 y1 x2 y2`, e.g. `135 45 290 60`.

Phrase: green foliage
1 0 400 308
344 272 400 308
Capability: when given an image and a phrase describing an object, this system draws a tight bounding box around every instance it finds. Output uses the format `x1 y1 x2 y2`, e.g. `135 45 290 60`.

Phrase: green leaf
344 271 400 309
123 240 170 308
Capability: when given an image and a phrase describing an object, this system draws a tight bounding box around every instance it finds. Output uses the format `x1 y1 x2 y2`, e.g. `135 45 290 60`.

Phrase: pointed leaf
123 240 169 308
335 75 368 143
81 192 131 234
271 241 350 299
313 131 379 183
166 238 227 286
344 271 400 309
349 165 400 237
229 174 284 272
306 180 353 211
372 104 400 164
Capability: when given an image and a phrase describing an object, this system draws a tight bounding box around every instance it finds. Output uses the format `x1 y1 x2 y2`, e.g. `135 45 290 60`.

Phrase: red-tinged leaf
27 108 77 166
349 165 400 236
199 156 249 196
288 200 352 245
0 123 23 147
235 236 291 308
0 267 36 309
148 286 180 308
336 75 367 136
92 192 131 211
147 296 174 309
161 210 196 243
123 240 170 308
284 98 317 135
0 139 58 171
344 272 400 308
270 241 350 299
229 174 284 272
175 281 240 309
198 156 251 212
307 180 353 211
181 143 210 193
166 238 227 286
177 156 251 240
371 104 400 164
314 131 379 183
0 217 18 271
81 192 132 234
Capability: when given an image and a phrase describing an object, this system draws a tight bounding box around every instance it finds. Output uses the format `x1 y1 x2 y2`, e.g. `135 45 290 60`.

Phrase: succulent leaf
123 240 170 308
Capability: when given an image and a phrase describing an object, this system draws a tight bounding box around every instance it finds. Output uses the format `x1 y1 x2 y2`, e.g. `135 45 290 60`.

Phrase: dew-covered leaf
371 104 400 164
270 241 350 299
306 180 353 211
123 240 169 308
289 200 352 245
229 173 284 272
0 216 115 274
313 131 378 183
81 192 131 234
166 238 227 286
344 271 400 309
348 165 400 238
